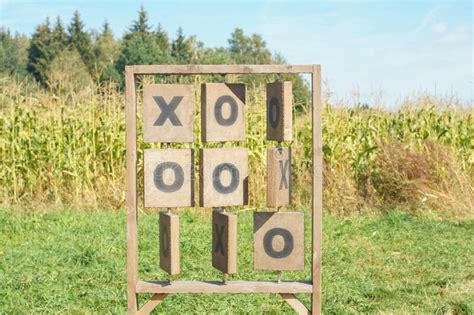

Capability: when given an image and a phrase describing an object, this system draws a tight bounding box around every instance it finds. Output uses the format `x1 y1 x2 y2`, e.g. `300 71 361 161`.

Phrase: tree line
0 7 309 106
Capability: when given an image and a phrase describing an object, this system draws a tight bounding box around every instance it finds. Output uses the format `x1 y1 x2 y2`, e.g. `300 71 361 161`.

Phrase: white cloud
435 24 472 44
413 4 444 33
432 23 447 33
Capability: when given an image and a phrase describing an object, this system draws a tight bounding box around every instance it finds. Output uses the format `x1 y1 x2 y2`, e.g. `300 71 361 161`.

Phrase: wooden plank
144 149 194 208
131 64 314 74
125 66 139 314
201 83 246 142
159 212 180 275
267 81 293 141
254 212 304 271
136 280 312 294
199 148 248 207
143 84 194 143
212 210 237 274
137 294 168 315
280 294 310 315
267 147 291 208
312 65 323 315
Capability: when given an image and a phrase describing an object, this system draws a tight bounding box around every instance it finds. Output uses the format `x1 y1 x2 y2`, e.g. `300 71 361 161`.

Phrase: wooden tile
267 81 293 141
143 84 194 143
267 147 291 208
254 212 304 271
212 210 237 274
199 148 248 207
201 83 246 142
144 149 194 208
159 211 180 275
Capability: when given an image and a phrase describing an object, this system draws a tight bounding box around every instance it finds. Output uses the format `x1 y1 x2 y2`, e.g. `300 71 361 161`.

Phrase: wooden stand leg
126 66 139 314
311 65 323 315
280 293 310 314
138 294 169 315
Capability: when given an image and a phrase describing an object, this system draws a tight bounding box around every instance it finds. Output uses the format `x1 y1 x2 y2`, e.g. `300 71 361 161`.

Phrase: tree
129 6 151 34
155 23 170 57
27 18 53 82
228 28 272 64
227 28 310 109
68 11 93 70
228 28 249 61
115 7 167 84
0 28 29 76
46 48 92 94
171 27 191 64
249 34 271 64
92 20 120 82
52 17 68 47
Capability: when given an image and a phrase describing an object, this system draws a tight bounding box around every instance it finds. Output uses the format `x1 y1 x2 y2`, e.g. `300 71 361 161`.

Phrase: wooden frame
125 64 322 314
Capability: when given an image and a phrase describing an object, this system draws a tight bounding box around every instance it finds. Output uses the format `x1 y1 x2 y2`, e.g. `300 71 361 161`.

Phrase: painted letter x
279 160 290 190
153 96 183 126
214 224 225 255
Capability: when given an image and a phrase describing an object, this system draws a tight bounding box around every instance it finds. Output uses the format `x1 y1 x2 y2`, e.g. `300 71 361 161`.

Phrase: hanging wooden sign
267 147 291 208
143 84 194 143
267 81 293 141
253 211 304 271
199 148 248 207
144 149 194 208
201 83 246 142
212 210 237 274
159 211 180 275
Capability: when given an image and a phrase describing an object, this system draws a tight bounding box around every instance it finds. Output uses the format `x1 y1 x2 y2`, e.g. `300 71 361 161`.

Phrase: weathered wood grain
311 65 323 315
201 83 246 142
159 212 180 275
267 81 293 141
143 149 194 208
212 210 237 274
136 280 312 294
267 147 291 208
199 148 248 207
143 84 194 143
254 212 304 271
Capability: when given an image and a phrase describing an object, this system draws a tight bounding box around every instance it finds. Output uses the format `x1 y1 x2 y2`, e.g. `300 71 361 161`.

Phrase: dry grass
0 75 472 219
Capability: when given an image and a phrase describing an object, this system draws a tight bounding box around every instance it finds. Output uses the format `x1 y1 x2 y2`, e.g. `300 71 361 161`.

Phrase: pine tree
0 28 29 76
115 7 167 83
129 6 151 34
27 18 53 82
67 10 93 70
171 27 191 64
155 23 170 56
52 17 68 47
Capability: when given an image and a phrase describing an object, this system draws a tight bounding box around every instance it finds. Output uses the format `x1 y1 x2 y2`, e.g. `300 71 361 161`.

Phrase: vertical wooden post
125 66 139 314
311 65 322 315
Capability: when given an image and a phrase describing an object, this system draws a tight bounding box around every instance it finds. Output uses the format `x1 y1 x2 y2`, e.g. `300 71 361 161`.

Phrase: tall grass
0 75 472 218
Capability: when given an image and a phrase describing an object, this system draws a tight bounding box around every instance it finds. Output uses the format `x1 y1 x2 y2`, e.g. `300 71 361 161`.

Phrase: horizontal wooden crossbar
136 280 312 294
128 64 316 75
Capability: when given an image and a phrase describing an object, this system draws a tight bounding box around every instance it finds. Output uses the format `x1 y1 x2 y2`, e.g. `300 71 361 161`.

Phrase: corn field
0 75 472 219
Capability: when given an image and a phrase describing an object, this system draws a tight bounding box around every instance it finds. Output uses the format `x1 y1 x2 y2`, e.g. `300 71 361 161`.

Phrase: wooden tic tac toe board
125 65 322 314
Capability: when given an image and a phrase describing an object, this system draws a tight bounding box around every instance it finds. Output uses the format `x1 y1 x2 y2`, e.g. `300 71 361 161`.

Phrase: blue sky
1 0 472 106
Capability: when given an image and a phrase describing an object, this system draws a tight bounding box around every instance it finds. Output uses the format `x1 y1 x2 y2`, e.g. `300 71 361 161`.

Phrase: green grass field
1 208 472 314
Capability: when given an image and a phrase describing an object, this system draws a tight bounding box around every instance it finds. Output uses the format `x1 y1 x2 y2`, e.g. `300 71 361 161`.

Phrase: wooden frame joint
137 293 168 315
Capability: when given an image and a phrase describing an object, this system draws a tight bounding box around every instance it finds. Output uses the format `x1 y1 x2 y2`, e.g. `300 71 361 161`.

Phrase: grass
1 207 472 314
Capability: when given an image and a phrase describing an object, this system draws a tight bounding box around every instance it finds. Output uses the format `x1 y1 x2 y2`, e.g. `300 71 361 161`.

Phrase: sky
1 0 472 106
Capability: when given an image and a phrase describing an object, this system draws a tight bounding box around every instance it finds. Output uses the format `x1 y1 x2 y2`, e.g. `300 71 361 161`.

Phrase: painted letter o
153 162 184 192
263 228 293 258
